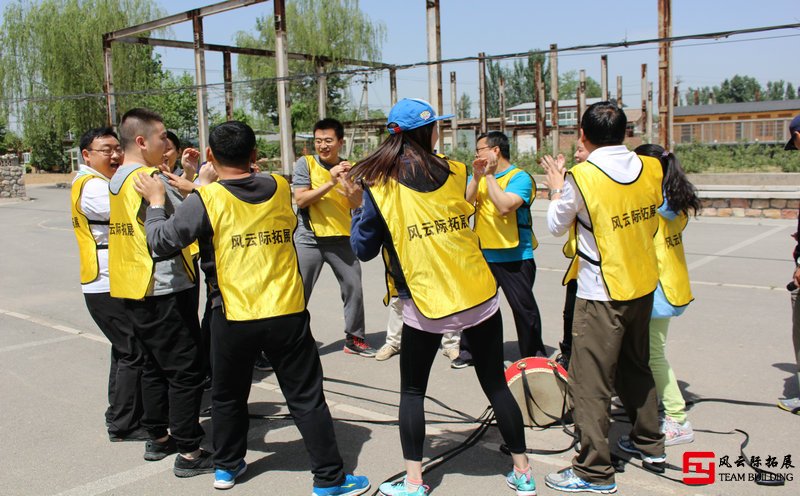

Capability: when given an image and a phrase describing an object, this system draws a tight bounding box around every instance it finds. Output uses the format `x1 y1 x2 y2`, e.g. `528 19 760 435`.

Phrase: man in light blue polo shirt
455 131 545 368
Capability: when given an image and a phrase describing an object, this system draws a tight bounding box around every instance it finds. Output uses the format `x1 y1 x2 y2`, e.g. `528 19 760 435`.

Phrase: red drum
505 357 571 428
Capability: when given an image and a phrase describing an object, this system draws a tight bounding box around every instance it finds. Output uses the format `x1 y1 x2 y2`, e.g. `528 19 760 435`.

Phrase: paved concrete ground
2 184 799 496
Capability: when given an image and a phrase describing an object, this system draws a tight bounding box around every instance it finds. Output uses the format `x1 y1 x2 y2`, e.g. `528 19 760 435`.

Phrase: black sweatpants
460 259 546 360
84 292 144 436
124 289 205 452
561 279 578 357
398 311 526 461
210 308 345 488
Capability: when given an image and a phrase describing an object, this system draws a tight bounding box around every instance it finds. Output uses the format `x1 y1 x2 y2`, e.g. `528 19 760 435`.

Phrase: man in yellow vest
108 108 211 477
293 118 377 357
71 127 148 442
133 120 371 494
542 102 665 494
459 131 544 368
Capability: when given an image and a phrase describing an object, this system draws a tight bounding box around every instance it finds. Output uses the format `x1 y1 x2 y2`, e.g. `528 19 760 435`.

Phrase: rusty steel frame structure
102 0 392 173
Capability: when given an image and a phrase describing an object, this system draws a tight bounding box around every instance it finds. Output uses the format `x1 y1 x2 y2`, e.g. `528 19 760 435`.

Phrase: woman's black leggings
398 310 527 461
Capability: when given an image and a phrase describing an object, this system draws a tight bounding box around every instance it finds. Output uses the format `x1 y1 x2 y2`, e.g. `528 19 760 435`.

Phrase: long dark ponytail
635 144 701 215
350 123 449 186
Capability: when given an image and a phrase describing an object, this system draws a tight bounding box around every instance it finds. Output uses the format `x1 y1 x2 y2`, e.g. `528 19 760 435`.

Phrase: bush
673 143 800 173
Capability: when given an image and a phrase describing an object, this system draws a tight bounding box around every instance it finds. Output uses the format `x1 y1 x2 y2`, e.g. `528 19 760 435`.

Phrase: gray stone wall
0 154 27 198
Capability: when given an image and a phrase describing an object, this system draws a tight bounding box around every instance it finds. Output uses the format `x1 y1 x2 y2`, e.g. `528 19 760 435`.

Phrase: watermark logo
683 452 716 485
682 451 795 485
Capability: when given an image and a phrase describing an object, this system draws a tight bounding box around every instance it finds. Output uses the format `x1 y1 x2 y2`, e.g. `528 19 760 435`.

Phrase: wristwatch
548 188 563 200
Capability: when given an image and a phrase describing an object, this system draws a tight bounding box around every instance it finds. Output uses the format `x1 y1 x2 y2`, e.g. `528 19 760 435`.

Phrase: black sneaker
174 449 215 478
254 352 273 371
343 336 377 357
144 436 178 461
109 427 150 442
451 357 473 369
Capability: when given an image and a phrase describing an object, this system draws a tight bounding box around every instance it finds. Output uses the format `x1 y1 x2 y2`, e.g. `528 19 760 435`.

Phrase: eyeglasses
475 146 490 154
88 147 123 156
314 138 337 146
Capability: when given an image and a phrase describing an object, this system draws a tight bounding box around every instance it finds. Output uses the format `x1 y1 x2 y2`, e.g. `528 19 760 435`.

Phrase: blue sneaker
616 436 666 464
378 478 430 495
506 468 537 495
213 460 247 490
313 474 370 496
544 468 617 494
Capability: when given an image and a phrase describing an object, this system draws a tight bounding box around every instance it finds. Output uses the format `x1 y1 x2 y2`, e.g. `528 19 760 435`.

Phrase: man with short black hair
781 114 800 415
109 108 210 477
542 102 665 494
460 131 544 368
71 127 148 442
293 118 376 357
135 120 371 494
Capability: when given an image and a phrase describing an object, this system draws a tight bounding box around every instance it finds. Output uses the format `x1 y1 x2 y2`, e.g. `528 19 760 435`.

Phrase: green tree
0 0 164 170
235 0 385 134
715 75 762 103
457 93 472 119
765 80 786 101
145 71 200 143
787 83 797 100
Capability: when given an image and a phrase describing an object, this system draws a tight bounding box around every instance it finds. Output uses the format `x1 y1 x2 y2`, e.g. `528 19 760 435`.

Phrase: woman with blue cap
350 99 535 496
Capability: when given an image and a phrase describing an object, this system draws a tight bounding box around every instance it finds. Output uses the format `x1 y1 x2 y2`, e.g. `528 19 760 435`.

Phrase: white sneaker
375 344 400 361
662 416 694 447
442 347 460 361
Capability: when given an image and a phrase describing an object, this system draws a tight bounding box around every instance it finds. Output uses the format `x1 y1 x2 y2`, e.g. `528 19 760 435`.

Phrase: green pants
648 318 687 422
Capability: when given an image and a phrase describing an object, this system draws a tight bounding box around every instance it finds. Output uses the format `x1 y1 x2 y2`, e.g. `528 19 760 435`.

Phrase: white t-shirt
73 166 111 294
546 145 643 301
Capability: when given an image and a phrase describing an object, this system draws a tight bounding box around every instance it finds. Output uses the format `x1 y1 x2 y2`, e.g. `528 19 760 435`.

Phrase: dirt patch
23 172 76 185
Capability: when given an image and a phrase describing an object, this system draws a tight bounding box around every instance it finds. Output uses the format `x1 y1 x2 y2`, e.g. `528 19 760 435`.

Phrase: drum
505 357 571 427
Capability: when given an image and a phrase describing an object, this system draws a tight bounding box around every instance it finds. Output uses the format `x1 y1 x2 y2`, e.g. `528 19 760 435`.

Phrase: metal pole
616 75 623 108
363 75 370 151
192 13 210 160
426 0 442 150
600 55 609 101
578 69 587 127
102 36 117 128
478 52 487 134
450 71 458 152
499 76 506 134
647 81 654 143
316 60 327 119
274 0 294 175
223 50 234 121
550 44 559 154
641 64 648 138
389 68 398 106
534 61 545 152
673 85 679 106
658 0 673 148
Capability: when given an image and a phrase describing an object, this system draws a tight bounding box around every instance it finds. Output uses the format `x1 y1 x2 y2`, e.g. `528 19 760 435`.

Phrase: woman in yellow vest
350 99 535 496
635 144 700 447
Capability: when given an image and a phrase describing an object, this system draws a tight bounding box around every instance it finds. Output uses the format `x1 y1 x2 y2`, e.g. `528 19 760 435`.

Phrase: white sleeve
80 178 110 222
546 176 584 236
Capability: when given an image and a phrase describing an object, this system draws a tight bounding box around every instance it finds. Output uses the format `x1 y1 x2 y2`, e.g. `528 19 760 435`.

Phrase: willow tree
0 0 163 170
235 0 385 134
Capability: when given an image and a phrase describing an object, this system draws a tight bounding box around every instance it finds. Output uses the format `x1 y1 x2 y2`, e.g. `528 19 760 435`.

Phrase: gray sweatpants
297 241 366 339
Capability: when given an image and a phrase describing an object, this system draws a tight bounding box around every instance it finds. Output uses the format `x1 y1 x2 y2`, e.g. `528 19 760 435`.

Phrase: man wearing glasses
292 118 377 357
71 127 148 442
456 131 545 368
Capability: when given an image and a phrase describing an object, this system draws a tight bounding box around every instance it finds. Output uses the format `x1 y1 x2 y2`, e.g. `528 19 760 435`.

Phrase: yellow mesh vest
71 173 108 284
109 166 195 299
368 160 497 319
305 155 351 237
569 155 663 301
654 212 694 307
197 175 305 321
473 167 539 250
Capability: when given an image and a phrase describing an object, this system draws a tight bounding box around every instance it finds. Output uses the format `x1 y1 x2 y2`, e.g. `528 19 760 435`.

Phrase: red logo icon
683 451 716 485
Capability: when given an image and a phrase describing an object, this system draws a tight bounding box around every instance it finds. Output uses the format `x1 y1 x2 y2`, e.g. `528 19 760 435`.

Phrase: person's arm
465 158 486 204
133 172 206 256
484 173 526 215
545 176 581 237
350 190 385 261
80 177 111 221
293 158 350 208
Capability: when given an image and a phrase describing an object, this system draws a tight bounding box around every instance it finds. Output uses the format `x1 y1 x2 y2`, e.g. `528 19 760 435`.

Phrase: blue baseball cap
386 98 454 135
786 114 800 151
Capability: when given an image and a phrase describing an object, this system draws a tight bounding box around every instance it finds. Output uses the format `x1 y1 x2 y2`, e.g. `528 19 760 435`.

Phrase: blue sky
7 0 800 120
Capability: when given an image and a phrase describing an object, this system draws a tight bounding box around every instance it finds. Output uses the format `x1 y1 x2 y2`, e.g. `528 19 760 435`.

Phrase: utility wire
2 22 799 106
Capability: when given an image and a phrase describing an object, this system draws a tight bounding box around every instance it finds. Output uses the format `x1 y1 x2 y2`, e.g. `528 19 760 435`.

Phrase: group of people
74 96 789 495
